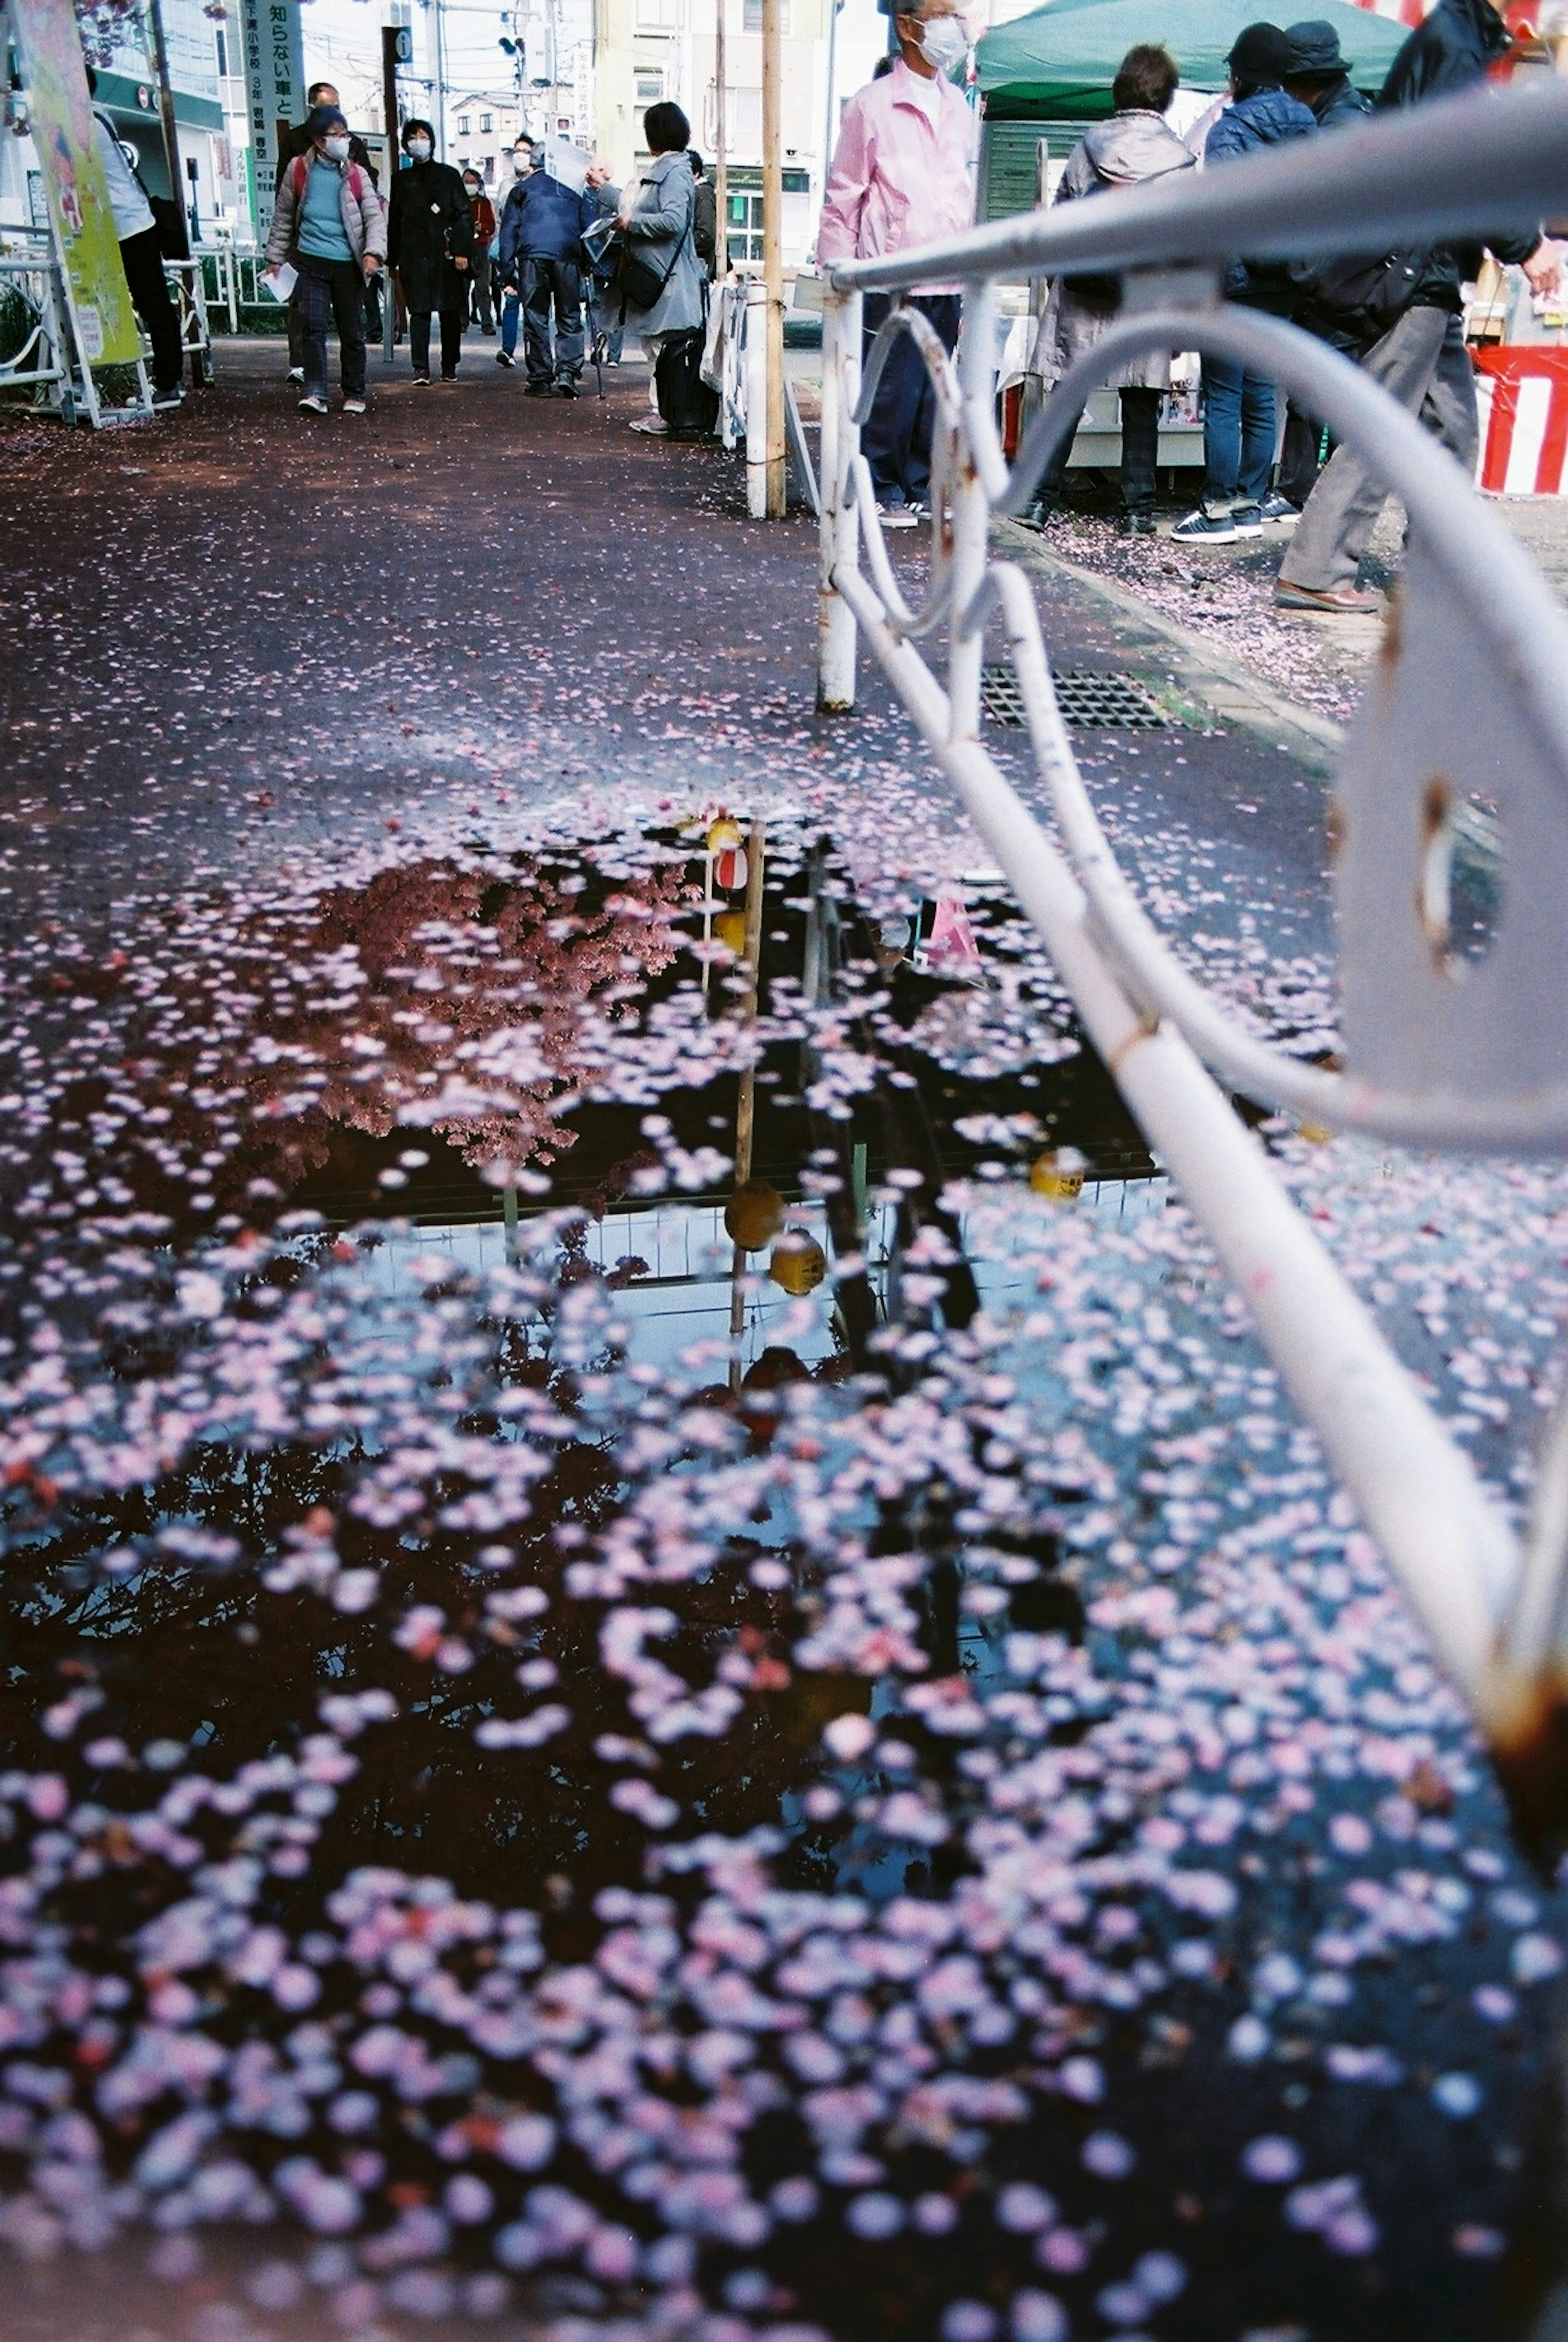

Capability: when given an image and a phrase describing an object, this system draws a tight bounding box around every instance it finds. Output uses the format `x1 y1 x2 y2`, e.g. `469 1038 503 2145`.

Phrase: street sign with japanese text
240 0 305 242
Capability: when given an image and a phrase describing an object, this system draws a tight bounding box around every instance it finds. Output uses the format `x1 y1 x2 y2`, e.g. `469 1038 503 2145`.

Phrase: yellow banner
11 0 143 368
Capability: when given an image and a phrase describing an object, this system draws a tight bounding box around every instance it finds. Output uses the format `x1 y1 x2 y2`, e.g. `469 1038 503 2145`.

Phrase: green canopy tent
975 0 1410 212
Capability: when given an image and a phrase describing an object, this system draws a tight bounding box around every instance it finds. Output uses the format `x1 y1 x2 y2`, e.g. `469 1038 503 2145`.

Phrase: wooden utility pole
143 0 189 259
714 0 726 280
760 0 786 515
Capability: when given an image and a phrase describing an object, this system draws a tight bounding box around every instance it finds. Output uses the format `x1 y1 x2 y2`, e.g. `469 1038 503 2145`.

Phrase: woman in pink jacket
816 0 978 526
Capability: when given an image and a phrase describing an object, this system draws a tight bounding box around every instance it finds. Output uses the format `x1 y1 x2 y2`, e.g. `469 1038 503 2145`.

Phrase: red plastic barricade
1472 344 1568 496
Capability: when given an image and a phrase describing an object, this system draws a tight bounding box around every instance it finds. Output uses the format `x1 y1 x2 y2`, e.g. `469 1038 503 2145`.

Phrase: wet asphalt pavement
1 337 1566 2342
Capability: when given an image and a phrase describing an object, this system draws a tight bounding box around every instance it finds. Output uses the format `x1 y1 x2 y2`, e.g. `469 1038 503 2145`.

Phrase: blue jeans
501 285 521 357
1200 354 1275 510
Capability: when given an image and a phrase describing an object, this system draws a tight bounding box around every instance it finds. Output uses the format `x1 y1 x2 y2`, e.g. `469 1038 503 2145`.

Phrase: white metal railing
816 80 1568 1843
0 249 75 417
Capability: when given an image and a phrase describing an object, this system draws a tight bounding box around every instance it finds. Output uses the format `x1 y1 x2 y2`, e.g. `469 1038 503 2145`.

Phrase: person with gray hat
1276 0 1562 611
1274 20 1373 505
1172 24 1316 544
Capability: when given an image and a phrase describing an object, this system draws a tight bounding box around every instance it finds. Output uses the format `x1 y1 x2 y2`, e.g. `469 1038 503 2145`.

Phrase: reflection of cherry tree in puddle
2 827 1566 2341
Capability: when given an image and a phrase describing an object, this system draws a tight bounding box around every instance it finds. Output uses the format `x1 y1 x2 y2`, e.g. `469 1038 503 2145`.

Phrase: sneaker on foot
556 377 579 399
875 499 918 530
1274 581 1381 614
342 396 367 416
1118 510 1156 537
1230 502 1265 537
412 371 431 386
439 371 458 383
495 350 516 368
287 366 304 386
1172 507 1238 544
297 394 329 414
151 385 184 410
628 413 668 434
1259 491 1300 524
525 380 555 397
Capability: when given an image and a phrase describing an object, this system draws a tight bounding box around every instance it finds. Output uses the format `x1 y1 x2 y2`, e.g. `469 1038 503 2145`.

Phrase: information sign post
10 0 144 419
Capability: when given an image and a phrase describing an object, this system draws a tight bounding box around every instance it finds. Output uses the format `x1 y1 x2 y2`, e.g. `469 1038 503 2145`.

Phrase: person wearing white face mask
816 0 979 524
387 118 474 383
264 104 386 415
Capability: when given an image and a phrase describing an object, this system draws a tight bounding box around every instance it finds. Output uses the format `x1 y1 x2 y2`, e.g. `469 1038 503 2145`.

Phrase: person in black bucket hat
1283 20 1367 123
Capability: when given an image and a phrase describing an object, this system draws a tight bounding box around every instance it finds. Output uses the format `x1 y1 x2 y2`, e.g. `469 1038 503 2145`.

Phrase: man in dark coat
277 80 377 381
1275 20 1373 506
1278 0 1562 609
387 117 473 384
498 155 593 397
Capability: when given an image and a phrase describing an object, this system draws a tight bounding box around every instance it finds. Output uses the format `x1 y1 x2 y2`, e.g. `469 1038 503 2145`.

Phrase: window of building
635 67 665 103
213 25 227 78
706 84 762 146
480 111 492 131
636 0 681 29
483 155 495 179
457 114 471 134
726 186 764 265
742 0 790 31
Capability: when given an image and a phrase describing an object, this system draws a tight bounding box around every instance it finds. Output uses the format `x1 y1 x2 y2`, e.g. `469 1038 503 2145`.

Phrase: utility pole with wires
431 0 448 154
714 0 726 281
760 0 785 516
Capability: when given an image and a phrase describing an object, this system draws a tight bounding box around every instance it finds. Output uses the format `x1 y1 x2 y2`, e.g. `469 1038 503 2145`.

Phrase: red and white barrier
1473 346 1568 497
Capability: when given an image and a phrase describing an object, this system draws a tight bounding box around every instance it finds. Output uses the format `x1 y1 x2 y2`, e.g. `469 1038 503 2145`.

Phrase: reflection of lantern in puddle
714 908 746 954
1030 1149 1085 1201
769 1228 827 1295
726 1178 786 1250
708 816 749 895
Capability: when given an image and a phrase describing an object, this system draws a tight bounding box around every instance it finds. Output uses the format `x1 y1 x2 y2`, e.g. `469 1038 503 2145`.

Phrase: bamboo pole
760 0 786 516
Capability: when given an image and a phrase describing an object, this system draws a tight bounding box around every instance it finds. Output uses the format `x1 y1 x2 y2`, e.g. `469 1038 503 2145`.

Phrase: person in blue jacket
498 145 595 397
1173 22 1317 544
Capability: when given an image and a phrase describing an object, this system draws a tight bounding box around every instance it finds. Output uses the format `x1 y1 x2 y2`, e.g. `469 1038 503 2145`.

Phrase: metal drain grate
980 665 1171 731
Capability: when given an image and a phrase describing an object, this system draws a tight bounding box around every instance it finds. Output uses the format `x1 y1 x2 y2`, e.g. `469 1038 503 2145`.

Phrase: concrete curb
997 515 1350 776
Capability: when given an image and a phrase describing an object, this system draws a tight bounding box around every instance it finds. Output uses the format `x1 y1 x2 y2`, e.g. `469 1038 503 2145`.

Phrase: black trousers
118 223 183 395
294 253 367 400
860 291 960 507
1035 384 1162 515
410 306 463 378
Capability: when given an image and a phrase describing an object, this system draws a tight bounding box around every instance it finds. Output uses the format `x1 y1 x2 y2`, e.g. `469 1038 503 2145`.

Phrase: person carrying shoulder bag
614 101 715 438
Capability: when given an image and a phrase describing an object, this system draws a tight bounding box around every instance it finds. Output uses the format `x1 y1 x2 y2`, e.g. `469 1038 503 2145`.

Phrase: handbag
609 203 693 319
1289 247 1429 343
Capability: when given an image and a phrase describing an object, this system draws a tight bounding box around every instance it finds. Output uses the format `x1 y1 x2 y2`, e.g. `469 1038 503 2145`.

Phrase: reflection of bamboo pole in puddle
729 819 768 1386
503 1181 519 1266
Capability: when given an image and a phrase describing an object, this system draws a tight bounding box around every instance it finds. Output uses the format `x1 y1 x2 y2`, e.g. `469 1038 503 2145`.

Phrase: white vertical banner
241 0 305 243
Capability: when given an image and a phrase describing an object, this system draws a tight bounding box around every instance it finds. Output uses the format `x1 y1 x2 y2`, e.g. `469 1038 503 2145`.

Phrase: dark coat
1309 73 1372 131
693 175 718 276
1030 111 1196 391
388 159 473 313
1380 0 1537 299
497 169 593 276
1205 88 1318 303
278 118 376 182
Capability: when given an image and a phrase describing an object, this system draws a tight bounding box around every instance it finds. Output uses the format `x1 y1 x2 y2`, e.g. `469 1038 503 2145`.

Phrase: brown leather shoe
1274 582 1381 614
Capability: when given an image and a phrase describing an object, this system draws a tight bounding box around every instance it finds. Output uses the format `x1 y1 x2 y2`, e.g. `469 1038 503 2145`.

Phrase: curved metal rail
815 80 1568 1843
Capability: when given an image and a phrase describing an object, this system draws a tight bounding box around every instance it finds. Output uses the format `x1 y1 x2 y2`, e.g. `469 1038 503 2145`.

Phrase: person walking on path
1172 23 1316 544
499 147 592 397
1025 45 1194 536
277 80 376 385
462 171 498 333
387 120 472 385
495 140 536 368
85 69 184 412
816 0 978 526
1277 0 1562 612
1273 20 1372 509
618 102 711 437
265 103 386 417
583 157 624 365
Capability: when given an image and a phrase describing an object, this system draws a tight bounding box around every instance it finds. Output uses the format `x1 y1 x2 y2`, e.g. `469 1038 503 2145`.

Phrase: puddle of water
0 817 1564 2342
